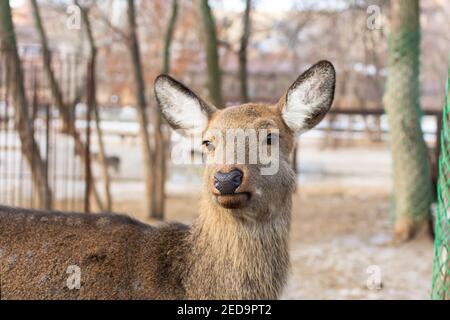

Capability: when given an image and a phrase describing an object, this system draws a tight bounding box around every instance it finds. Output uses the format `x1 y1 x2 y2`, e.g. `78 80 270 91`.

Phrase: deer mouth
215 193 251 209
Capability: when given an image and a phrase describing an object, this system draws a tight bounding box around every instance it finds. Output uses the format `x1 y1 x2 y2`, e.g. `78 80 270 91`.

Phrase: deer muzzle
213 168 251 209
214 169 243 195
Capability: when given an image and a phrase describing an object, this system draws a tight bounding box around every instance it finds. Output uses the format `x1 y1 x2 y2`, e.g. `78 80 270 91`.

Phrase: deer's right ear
154 75 216 135
279 60 335 133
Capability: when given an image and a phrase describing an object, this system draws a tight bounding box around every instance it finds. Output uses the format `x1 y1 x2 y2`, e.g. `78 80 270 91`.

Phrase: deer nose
214 169 243 195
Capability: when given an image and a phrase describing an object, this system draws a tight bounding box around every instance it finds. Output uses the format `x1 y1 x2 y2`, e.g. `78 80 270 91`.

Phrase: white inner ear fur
282 67 333 133
155 79 208 135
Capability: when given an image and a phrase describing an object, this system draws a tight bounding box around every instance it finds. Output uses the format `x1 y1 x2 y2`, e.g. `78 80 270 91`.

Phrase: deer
91 152 121 175
0 60 335 300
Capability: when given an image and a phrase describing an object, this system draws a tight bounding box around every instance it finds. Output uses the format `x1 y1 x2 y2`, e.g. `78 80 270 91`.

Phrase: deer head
155 60 335 222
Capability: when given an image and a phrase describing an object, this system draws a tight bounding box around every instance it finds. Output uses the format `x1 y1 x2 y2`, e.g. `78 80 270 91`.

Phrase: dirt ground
113 184 434 300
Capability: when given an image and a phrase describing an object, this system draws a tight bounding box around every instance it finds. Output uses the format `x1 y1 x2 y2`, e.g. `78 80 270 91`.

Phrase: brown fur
0 61 335 300
0 206 189 299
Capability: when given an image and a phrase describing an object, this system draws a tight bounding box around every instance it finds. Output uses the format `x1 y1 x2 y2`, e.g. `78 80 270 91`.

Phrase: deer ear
154 75 216 135
279 60 335 133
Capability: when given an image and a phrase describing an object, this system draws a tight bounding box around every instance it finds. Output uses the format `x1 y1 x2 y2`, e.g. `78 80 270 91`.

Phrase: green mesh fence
431 63 450 300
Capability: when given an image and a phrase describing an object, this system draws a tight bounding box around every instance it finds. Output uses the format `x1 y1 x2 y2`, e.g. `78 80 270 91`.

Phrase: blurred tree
0 0 52 209
163 0 179 74
76 1 112 212
383 0 433 241
29 0 105 212
361 25 385 142
126 0 160 219
154 0 180 220
239 0 251 103
198 0 223 107
275 3 313 174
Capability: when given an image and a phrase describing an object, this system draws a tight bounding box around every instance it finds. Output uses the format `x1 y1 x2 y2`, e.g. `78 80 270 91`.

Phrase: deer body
0 195 289 299
0 61 335 300
0 206 188 299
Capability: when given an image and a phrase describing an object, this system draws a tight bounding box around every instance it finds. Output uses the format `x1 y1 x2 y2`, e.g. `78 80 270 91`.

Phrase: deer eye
202 140 215 151
266 133 277 145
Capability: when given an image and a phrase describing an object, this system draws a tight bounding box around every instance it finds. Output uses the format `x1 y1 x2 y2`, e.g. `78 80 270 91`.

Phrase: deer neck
184 194 292 299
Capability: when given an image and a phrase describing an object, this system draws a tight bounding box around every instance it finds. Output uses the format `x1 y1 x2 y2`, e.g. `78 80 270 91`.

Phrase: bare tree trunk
163 0 178 74
367 31 384 142
198 0 223 107
384 0 433 241
361 28 385 143
29 0 104 212
78 3 112 212
239 0 251 103
153 0 180 220
0 1 52 209
126 0 157 219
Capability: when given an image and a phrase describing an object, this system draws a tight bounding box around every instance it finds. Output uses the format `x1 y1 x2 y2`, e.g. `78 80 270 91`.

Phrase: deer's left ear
279 60 335 133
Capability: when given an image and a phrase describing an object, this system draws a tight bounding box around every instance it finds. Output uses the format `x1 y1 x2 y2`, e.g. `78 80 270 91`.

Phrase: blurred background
0 0 449 299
